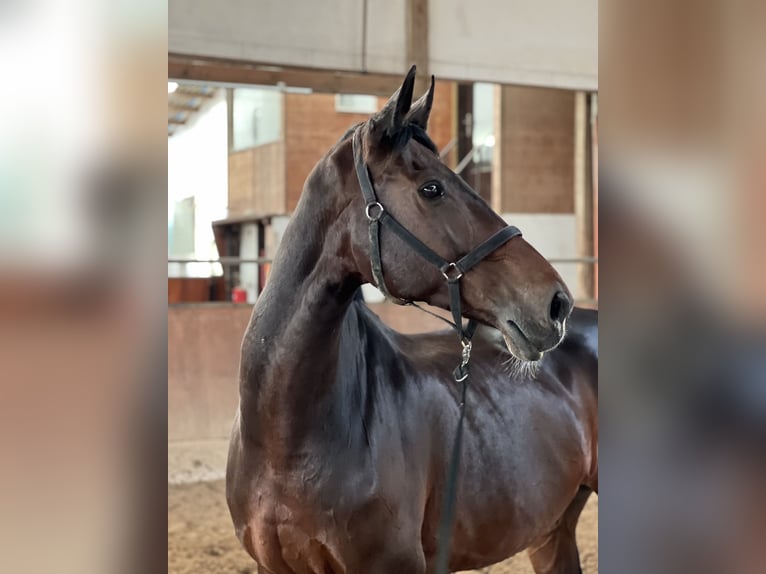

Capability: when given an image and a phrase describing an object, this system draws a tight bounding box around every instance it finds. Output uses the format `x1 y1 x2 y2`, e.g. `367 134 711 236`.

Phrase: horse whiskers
500 352 541 380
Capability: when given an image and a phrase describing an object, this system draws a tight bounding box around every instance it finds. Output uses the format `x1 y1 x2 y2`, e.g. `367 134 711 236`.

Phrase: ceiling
168 84 218 137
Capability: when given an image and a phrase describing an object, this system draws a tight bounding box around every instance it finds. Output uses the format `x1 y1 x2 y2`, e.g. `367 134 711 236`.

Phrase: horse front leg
526 486 593 574
364 547 426 574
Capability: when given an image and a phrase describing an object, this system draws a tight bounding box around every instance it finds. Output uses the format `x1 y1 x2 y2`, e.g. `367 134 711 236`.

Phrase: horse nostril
549 291 572 325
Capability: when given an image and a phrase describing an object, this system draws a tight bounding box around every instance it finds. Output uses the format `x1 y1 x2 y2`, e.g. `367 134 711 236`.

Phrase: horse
226 67 598 574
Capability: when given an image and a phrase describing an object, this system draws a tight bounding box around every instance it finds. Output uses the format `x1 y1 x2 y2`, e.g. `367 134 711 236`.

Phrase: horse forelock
381 123 438 156
339 122 438 156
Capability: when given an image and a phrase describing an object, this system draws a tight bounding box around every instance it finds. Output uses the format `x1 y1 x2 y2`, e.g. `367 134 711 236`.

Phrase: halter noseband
352 128 521 380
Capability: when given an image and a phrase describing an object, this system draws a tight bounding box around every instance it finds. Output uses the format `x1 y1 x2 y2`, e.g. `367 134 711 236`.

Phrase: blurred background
599 1 766 572
0 0 763 572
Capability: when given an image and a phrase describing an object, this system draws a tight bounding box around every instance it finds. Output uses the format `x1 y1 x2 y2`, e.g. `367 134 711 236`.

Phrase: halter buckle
441 262 464 282
365 202 385 222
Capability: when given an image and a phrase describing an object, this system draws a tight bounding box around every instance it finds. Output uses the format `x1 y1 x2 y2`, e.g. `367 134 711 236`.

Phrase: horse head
339 67 572 361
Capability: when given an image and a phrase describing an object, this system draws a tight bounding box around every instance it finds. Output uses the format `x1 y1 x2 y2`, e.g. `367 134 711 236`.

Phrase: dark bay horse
227 68 598 573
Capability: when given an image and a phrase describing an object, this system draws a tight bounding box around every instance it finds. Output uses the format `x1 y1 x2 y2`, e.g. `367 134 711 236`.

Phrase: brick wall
427 80 456 163
228 141 286 217
227 83 456 217
283 93 374 212
284 81 455 212
492 85 575 213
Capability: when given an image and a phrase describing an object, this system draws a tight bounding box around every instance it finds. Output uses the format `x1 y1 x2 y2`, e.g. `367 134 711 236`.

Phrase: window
232 88 283 151
335 94 379 114
168 197 195 257
472 83 496 165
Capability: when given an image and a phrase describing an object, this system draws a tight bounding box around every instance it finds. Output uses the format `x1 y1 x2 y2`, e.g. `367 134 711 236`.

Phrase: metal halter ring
441 262 464 282
365 202 385 222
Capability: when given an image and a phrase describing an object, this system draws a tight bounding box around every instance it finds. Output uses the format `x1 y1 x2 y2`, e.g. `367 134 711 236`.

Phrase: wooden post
406 0 429 95
574 91 594 301
226 87 234 153
491 84 503 214
448 81 460 169
591 93 598 301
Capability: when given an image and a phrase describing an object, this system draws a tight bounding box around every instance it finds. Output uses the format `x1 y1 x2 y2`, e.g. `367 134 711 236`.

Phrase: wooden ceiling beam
168 54 403 97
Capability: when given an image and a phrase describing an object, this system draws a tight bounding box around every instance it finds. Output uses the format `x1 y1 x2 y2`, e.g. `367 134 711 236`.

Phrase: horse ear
406 75 435 130
368 65 417 139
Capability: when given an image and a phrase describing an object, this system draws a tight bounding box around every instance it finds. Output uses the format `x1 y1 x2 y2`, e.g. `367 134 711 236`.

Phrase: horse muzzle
499 291 571 361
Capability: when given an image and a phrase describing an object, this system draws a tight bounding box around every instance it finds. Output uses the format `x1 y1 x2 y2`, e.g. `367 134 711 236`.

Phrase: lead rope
434 338 471 574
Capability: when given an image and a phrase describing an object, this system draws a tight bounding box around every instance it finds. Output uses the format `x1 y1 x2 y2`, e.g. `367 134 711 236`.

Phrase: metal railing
168 257 272 265
438 137 458 160
168 256 597 267
168 256 598 307
436 138 487 176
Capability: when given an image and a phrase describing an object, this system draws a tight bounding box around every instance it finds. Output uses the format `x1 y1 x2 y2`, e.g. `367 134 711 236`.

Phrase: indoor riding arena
169 1 597 572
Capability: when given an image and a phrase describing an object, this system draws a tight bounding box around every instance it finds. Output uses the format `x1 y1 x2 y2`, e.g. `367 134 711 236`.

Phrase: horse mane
340 124 361 142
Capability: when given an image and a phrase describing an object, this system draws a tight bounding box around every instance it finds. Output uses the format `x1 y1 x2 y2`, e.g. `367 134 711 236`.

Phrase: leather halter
352 128 522 573
352 128 521 379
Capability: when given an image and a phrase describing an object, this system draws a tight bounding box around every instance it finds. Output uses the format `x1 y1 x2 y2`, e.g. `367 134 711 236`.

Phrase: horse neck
238 155 363 442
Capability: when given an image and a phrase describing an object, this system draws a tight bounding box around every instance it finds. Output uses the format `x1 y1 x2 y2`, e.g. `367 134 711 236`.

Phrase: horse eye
419 182 443 199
